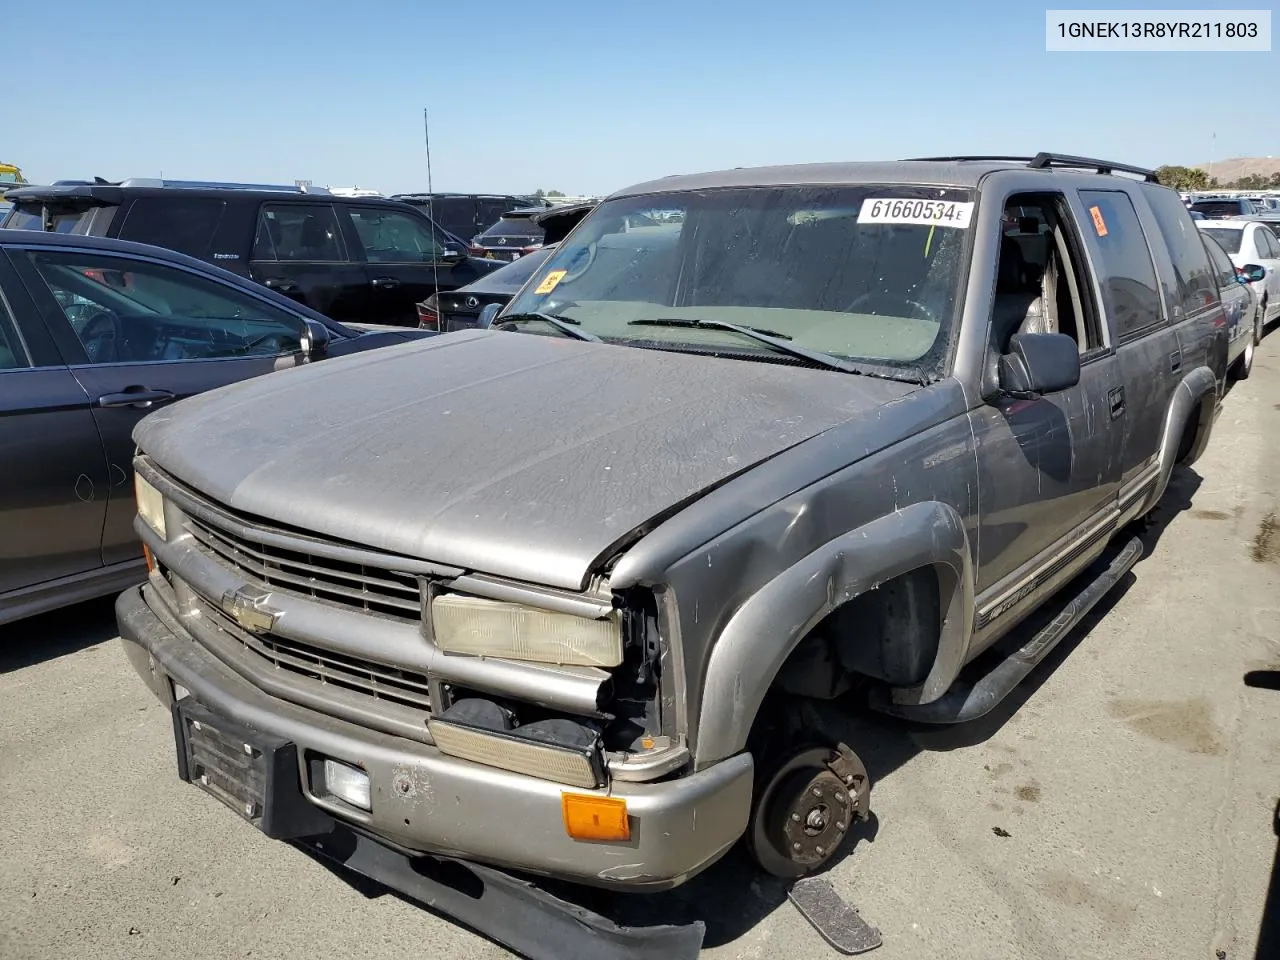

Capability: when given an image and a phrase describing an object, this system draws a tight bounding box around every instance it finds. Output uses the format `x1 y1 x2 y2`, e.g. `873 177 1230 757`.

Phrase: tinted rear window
480 217 544 240
1143 185 1218 318
4 202 99 234
1199 227 1243 255
1190 200 1246 218
118 197 227 258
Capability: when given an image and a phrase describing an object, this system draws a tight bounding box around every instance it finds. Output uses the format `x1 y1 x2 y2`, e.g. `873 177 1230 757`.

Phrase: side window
1257 228 1280 260
117 198 227 258
348 207 445 262
1202 235 1238 288
0 289 29 370
252 204 345 262
1143 186 1218 319
25 250 304 365
1076 190 1164 340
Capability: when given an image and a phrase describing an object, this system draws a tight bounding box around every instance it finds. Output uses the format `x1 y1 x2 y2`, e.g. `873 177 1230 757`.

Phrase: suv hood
135 329 916 591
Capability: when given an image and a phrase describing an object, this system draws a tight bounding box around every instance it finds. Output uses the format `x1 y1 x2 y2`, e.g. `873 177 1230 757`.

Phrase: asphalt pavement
3 337 1280 960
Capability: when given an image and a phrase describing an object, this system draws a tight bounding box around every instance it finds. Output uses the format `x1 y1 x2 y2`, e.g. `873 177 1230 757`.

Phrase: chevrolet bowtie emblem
220 585 279 634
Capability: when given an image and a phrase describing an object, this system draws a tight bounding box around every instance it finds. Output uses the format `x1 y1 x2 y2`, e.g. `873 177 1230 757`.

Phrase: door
971 192 1124 595
1074 188 1186 511
1202 233 1252 364
248 202 372 324
1250 225 1280 321
342 205 475 326
13 245 313 567
0 253 110 596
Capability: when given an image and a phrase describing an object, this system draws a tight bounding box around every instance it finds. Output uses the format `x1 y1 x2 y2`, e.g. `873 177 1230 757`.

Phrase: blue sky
7 0 1276 196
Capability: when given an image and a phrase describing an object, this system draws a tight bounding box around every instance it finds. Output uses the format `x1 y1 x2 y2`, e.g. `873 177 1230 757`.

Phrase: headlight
431 594 623 667
134 472 166 539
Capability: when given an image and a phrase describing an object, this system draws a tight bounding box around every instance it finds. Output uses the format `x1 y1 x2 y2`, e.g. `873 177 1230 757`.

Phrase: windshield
1200 226 1243 254
502 185 973 377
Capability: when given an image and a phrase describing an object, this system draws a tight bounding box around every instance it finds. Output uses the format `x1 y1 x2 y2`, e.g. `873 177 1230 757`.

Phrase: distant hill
1191 156 1280 183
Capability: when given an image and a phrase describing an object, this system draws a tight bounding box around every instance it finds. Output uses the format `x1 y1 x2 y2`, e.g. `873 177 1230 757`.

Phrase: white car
1196 219 1280 326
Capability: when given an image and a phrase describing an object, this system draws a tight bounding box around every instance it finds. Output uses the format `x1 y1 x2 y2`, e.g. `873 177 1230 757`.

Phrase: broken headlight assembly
430 593 624 668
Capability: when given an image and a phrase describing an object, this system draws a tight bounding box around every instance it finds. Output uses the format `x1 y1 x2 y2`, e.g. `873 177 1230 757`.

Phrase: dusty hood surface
135 329 916 590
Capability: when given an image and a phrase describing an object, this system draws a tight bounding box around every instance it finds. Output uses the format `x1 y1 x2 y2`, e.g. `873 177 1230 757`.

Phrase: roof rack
903 153 1159 182
50 177 332 195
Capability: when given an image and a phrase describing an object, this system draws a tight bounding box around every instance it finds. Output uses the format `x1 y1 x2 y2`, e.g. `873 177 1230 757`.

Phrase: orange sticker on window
1089 205 1108 237
534 269 567 295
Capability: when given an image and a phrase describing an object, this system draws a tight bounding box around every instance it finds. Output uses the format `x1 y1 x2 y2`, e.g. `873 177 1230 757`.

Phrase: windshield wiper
627 317 862 374
627 317 932 384
496 312 600 342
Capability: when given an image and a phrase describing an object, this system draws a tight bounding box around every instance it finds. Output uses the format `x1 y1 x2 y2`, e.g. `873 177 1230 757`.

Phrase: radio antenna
424 106 441 321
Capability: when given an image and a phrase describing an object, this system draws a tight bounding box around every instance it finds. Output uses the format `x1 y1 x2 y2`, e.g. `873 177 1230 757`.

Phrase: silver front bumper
117 582 753 890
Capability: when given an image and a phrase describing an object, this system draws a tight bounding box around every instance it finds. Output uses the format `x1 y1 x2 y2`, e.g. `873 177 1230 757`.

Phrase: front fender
693 500 974 770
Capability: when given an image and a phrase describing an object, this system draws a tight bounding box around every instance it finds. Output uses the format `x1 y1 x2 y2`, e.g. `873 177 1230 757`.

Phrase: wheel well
771 567 943 702
1176 391 1216 466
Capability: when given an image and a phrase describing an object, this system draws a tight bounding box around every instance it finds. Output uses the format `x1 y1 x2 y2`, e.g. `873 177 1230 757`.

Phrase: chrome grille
235 626 433 713
185 516 422 622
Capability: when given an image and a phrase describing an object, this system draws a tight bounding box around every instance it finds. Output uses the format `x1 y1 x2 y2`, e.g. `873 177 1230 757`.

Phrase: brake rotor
748 743 871 879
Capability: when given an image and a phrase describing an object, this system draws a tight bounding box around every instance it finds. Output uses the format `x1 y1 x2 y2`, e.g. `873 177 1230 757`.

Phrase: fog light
322 759 371 811
562 793 630 842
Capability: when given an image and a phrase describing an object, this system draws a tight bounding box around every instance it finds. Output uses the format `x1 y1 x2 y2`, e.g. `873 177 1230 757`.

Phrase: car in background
467 206 549 261
2 178 506 327
1196 219 1280 327
1190 196 1261 219
0 162 25 186
0 228 435 626
1201 231 1261 378
390 193 545 247
1189 209 1206 220
417 202 597 331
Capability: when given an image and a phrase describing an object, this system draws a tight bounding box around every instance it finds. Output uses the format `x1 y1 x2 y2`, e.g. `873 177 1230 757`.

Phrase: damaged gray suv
117 154 1229 956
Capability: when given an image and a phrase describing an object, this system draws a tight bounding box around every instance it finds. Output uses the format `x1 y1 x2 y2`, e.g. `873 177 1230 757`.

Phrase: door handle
263 278 300 293
98 388 176 409
1170 350 1182 373
371 277 402 290
1108 386 1125 420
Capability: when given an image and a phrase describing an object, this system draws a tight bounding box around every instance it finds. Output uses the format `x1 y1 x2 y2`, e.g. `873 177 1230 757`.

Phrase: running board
872 536 1143 725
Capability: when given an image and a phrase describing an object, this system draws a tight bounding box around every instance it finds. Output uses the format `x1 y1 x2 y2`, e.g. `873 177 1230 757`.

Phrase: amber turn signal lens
142 543 156 573
561 793 630 842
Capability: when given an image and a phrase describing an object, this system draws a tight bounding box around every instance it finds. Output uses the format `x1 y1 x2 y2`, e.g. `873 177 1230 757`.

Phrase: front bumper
117 582 752 891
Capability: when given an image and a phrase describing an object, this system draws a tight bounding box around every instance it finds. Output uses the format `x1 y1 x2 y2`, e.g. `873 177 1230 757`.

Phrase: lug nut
837 822 846 831
812 787 822 798
815 845 825 856
791 812 801 822
792 842 802 851
844 774 854 783
835 792 848 805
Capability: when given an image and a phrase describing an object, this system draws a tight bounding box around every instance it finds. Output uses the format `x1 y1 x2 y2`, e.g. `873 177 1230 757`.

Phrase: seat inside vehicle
991 196 1092 355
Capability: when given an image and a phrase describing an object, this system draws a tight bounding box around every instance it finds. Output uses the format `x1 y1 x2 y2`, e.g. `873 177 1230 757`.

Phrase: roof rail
114 178 333 194
1025 153 1158 181
902 153 1159 182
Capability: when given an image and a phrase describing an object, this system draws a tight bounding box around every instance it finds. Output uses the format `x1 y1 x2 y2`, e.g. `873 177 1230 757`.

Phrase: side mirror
299 317 331 360
478 303 502 329
997 332 1080 398
440 241 467 261
1242 263 1267 283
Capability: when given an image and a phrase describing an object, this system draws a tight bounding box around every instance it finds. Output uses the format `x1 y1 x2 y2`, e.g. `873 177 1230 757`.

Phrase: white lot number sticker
858 198 974 228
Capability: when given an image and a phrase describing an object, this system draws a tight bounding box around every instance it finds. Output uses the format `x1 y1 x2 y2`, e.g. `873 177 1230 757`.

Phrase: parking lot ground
3 338 1280 960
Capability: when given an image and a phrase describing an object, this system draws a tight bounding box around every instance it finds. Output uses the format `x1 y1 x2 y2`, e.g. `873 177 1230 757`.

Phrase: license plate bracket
172 697 331 840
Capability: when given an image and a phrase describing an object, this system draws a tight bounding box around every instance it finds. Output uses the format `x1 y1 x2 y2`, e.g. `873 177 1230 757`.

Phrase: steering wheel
843 292 937 323
77 311 122 364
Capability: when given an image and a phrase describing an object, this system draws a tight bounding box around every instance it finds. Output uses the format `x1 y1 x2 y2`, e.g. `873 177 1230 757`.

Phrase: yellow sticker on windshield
534 269 567 295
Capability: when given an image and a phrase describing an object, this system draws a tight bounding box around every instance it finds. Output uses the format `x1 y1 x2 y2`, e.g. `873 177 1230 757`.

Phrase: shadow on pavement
0 595 120 674
1245 669 1280 960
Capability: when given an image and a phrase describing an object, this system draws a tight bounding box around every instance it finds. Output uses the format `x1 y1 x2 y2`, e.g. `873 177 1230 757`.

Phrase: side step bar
873 536 1143 724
